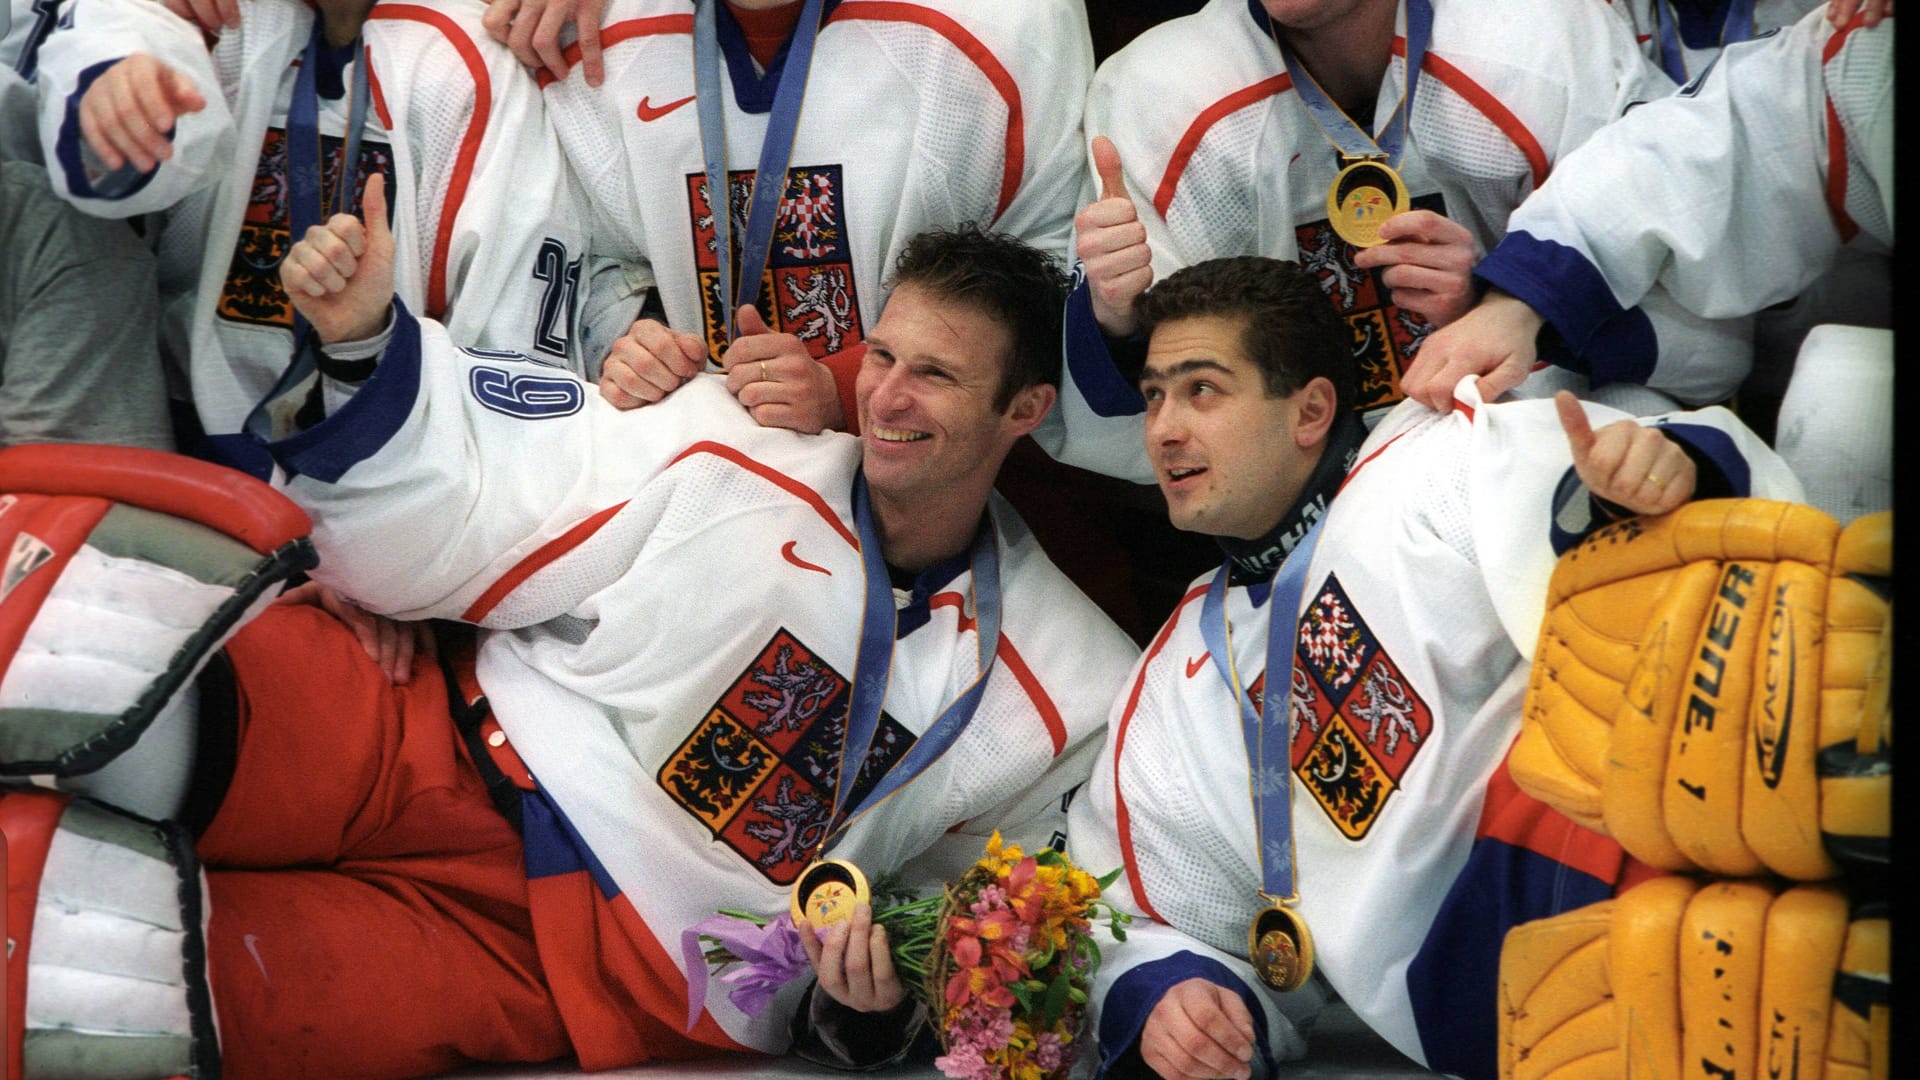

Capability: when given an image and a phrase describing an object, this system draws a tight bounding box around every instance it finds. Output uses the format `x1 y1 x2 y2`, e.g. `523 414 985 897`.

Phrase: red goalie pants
198 602 570 1078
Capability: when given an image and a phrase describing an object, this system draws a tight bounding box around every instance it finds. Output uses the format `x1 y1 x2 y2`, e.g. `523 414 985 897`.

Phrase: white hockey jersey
259 303 1139 1057
33 0 589 439
1477 9 1893 339
542 0 1090 379
2 0 58 162
1067 381 1803 1076
1603 0 1820 82
1040 0 1757 482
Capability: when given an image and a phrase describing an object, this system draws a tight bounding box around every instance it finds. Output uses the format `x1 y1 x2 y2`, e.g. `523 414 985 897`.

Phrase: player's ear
1003 382 1056 437
1290 376 1338 449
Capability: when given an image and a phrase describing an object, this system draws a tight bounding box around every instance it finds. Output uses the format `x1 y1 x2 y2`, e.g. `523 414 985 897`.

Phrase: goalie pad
0 445 314 787
1 788 220 1079
1499 877 1869 1080
1512 500 1891 879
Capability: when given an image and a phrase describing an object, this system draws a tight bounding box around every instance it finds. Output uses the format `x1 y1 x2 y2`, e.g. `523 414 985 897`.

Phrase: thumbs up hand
1556 390 1695 516
281 171 397 344
1075 135 1155 337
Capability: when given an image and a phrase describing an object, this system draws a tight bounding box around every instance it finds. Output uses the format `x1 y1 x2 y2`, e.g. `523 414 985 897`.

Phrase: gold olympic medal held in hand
1248 903 1316 992
790 859 871 931
1325 159 1410 249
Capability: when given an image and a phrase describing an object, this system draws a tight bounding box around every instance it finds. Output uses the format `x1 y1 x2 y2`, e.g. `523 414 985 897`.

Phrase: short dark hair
1135 256 1355 413
887 224 1069 411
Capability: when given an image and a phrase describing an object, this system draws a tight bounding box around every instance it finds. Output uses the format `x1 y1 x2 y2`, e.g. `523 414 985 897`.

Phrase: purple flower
679 912 810 1030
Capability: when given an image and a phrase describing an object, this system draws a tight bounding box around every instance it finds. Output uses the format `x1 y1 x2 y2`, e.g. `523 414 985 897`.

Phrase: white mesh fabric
0 545 231 715
1120 666 1264 958
1408 74 1534 241
369 16 467 306
856 19 1008 223
1402 419 1477 566
1828 31 1893 246
544 71 645 255
1166 106 1264 263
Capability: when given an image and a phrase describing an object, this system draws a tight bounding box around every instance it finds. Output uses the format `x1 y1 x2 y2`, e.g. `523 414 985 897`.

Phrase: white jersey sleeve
33 0 236 215
1475 10 1893 393
267 302 769 620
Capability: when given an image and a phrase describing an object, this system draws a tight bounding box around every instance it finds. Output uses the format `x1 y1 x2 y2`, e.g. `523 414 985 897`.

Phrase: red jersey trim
1397 39 1550 188
1476 756 1642 886
540 7 1022 211
461 501 632 623
1112 583 1210 921
539 14 696 87
667 441 859 548
928 592 1070 755
1153 73 1292 219
829 2 1025 216
1819 17 1868 243
369 5 491 318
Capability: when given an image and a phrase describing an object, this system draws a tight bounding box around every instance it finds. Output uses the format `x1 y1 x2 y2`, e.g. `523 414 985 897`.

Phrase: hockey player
1064 256 1802 1079
1043 0 1744 484
525 0 1092 435
0 197 1137 1076
1402 6 1892 413
32 0 589 465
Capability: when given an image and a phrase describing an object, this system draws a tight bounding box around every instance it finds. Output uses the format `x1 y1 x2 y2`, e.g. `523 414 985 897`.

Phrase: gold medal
789 859 871 931
1325 158 1410 249
1248 902 1315 992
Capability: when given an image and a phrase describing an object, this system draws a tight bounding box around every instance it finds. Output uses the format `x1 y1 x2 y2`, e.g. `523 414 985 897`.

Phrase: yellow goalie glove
1512 500 1890 879
1498 877 1889 1080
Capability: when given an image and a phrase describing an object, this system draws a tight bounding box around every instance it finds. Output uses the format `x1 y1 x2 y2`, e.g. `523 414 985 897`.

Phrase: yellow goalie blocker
1497 877 1889 1080
1510 500 1890 880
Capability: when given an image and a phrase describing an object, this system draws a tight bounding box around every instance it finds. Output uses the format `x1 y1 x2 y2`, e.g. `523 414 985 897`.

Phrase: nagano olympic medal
790 859 871 930
1248 903 1316 992
1325 159 1410 249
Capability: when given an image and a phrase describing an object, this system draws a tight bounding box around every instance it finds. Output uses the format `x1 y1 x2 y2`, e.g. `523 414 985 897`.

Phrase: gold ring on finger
761 361 770 383
1646 473 1662 486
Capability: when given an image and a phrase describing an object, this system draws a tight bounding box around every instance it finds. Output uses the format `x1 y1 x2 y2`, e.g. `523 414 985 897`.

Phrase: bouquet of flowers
683 832 1130 1080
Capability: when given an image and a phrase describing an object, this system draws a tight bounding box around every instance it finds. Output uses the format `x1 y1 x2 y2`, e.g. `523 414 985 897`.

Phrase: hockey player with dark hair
1063 255 1812 1078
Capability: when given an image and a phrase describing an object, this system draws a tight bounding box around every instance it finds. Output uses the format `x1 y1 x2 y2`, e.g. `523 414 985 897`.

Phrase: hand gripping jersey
1039 0 1754 483
33 0 589 440
256 303 1138 1061
1475 9 1893 351
542 0 1090 397
1066 380 1804 1079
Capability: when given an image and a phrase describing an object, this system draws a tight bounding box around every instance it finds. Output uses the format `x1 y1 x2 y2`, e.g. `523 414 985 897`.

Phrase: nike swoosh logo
635 94 695 122
1185 654 1209 679
243 933 270 983
782 540 830 576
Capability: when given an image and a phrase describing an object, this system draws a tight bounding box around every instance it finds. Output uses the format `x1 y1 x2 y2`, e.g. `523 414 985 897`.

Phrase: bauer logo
469 368 584 420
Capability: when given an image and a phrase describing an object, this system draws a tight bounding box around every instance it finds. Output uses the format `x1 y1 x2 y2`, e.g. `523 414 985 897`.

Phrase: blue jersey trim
266 298 424 483
1097 952 1274 1078
716 0 845 113
521 785 622 900
55 60 163 201
1656 421 1749 498
1408 837 1615 1080
1474 232 1658 388
1064 276 1146 418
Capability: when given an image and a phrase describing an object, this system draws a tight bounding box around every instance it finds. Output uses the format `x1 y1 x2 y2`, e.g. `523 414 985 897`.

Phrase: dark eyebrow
1139 357 1236 387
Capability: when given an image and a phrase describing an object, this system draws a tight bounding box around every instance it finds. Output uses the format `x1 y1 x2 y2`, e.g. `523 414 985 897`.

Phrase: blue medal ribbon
817 470 1003 855
242 19 371 453
694 0 827 346
1271 0 1432 167
1652 0 1756 84
1198 516 1326 904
